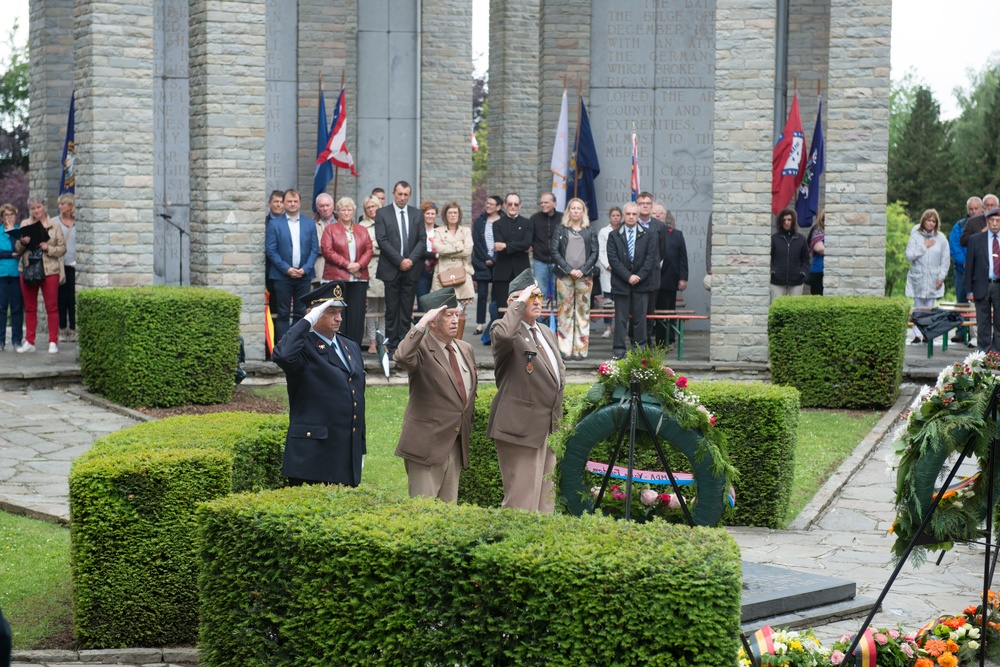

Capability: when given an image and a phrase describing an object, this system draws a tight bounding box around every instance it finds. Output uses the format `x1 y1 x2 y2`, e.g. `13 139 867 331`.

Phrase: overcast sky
3 0 998 120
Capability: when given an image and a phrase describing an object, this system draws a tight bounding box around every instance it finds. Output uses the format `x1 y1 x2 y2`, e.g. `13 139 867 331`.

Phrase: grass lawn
0 385 881 649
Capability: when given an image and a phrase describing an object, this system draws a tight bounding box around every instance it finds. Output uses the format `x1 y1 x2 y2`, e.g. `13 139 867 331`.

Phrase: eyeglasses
506 202 521 207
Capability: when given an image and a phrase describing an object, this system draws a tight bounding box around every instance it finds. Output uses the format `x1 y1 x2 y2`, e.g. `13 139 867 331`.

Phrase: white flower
969 627 981 639
969 640 981 650
918 385 933 402
937 365 956 389
965 350 987 368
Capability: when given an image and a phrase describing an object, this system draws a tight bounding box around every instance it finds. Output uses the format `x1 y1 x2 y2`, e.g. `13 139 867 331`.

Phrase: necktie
332 336 349 371
399 209 409 250
530 327 555 377
446 344 466 401
993 233 999 279
627 229 635 261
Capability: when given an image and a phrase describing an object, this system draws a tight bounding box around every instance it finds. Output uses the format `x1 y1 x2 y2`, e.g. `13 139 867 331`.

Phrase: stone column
73 0 156 289
537 0 590 200
487 0 540 198
28 0 74 209
709 0 776 363
420 0 472 209
188 0 267 358
824 0 890 295
265 0 298 197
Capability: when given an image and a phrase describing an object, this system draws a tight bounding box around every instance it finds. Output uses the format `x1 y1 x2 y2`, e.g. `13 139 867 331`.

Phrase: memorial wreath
891 351 1000 560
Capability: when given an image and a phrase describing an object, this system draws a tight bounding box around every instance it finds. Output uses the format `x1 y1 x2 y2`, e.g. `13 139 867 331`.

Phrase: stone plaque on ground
741 561 857 623
590 0 715 326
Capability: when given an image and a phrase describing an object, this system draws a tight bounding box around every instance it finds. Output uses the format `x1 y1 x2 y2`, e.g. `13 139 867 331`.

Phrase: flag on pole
317 85 359 177
795 100 824 227
59 91 76 195
550 88 569 212
568 96 601 222
630 129 640 203
771 93 806 215
312 77 333 211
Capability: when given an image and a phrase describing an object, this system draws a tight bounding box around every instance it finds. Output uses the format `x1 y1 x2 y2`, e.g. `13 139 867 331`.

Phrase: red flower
641 358 648 368
709 415 717 427
675 376 688 389
598 362 613 376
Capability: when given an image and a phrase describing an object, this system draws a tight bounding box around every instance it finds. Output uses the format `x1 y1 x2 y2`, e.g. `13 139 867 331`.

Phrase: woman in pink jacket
320 196 373 344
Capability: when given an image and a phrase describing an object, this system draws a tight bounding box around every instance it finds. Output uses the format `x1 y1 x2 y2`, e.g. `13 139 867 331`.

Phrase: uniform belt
990 278 1000 283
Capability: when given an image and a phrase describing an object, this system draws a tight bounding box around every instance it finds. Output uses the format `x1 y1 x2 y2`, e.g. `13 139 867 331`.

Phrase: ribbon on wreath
747 625 775 660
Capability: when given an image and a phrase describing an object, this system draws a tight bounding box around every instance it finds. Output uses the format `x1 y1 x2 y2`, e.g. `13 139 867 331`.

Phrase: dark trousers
613 289 649 356
975 282 1000 352
476 279 494 324
0 276 23 346
1 605 10 667
58 264 76 330
385 272 419 350
806 271 824 296
342 281 368 344
416 267 434 301
273 275 311 344
493 280 510 311
654 289 678 345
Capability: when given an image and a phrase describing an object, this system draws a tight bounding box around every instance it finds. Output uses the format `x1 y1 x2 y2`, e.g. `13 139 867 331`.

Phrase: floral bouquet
588 484 683 522
827 628 916 667
737 627 828 666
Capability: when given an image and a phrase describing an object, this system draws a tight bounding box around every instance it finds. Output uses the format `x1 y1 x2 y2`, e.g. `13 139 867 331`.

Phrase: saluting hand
416 305 448 329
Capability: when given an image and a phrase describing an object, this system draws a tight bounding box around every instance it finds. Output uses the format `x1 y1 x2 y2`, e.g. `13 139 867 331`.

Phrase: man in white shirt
265 189 319 342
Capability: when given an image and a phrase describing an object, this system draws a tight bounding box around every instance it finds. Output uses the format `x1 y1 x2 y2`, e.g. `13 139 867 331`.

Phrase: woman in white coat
905 208 950 343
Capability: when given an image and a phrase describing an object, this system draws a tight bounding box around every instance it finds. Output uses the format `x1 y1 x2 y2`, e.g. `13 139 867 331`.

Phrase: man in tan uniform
394 287 478 502
487 269 566 512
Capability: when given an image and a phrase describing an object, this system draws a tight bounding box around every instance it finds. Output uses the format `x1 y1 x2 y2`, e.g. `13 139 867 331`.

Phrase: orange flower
946 639 960 652
938 652 958 667
915 658 934 667
923 638 947 657
965 605 979 616
943 617 964 629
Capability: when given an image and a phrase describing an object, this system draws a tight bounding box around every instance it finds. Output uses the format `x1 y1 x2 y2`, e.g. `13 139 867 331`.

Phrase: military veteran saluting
487 269 566 513
271 281 366 486
393 287 478 503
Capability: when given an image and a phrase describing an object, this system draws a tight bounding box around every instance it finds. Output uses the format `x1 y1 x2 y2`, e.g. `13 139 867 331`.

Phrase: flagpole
573 79 583 199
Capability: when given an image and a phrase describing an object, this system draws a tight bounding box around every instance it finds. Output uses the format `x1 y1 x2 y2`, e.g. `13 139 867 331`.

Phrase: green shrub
77 287 242 408
768 296 910 408
69 412 287 648
198 486 742 667
458 385 589 507
693 381 800 528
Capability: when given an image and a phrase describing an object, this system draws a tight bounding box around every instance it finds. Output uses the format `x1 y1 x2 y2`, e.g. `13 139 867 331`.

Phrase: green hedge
78 287 242 408
69 412 288 648
459 382 798 528
768 296 910 408
693 381 799 528
198 486 742 667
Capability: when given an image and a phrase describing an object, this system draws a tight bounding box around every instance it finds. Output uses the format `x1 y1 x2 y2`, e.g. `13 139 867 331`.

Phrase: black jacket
492 213 533 282
770 230 810 286
530 209 561 263
471 213 494 281
659 227 689 291
551 225 599 277
640 217 667 290
272 319 366 485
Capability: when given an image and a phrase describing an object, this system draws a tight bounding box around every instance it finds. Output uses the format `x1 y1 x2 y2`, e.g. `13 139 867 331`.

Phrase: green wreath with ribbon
891 351 1000 561
549 347 736 526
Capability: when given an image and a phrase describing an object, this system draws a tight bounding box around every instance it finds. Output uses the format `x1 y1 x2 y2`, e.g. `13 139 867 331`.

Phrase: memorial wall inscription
590 0 714 323
265 0 298 196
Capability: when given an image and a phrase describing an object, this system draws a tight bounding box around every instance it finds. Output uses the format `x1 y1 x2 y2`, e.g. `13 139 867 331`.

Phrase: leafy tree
885 201 913 297
887 86 955 223
471 74 488 221
950 59 1000 198
0 21 28 176
889 69 921 161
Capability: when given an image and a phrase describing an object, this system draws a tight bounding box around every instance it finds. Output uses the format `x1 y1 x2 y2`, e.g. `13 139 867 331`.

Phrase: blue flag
59 90 76 195
312 78 333 212
795 100 824 227
568 96 601 222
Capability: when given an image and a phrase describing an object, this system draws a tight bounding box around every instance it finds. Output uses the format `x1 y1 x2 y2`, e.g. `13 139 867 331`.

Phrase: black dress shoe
909 336 924 345
951 333 965 343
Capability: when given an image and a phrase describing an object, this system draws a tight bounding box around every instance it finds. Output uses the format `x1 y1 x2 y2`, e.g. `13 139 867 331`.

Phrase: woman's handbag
438 265 467 287
22 248 45 286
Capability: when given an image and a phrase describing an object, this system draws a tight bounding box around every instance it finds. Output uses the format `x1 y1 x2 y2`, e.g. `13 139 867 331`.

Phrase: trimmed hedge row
78 287 242 408
458 382 799 528
198 485 742 667
768 296 910 408
69 412 288 648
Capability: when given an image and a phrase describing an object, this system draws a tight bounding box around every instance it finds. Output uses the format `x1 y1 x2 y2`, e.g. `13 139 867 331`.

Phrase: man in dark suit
264 189 284 297
965 208 1000 352
394 287 478 503
487 269 566 513
374 180 426 357
607 202 657 358
636 192 667 339
272 281 366 486
265 189 319 343
654 207 689 345
491 192 533 307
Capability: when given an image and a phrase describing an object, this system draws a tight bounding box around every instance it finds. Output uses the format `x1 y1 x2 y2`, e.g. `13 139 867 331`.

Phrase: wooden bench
538 308 708 360
909 303 976 358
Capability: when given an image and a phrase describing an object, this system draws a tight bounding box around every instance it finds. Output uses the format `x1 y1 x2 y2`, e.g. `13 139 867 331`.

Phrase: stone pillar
709 0 776 363
297 0 354 205
420 0 472 209
188 0 267 358
824 0 890 295
786 0 830 139
538 0 590 201
74 0 156 289
487 0 540 198
357 0 418 200
265 0 298 199
28 0 74 209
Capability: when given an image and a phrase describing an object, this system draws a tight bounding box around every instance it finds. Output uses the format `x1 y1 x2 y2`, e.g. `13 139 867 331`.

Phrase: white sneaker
15 341 36 353
48 342 58 354
601 329 611 338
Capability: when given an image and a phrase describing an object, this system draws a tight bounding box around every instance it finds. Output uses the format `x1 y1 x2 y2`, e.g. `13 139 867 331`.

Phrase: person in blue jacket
950 196 982 344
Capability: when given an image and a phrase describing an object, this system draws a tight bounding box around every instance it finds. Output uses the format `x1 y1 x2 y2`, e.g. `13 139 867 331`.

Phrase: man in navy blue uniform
272 281 366 486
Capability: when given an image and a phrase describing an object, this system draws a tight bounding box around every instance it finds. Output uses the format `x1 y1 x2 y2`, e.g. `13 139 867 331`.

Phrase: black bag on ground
912 308 965 341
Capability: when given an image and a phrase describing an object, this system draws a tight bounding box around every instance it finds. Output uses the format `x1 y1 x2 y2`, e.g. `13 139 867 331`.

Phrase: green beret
418 287 458 312
508 268 536 295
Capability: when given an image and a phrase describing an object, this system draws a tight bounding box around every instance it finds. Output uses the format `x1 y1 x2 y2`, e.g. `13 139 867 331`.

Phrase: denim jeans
533 260 555 301
0 275 23 345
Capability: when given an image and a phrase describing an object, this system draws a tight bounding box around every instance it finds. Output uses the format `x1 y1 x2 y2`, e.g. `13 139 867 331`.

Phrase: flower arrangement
737 627 829 666
827 628 916 667
588 484 683 522
890 351 1000 560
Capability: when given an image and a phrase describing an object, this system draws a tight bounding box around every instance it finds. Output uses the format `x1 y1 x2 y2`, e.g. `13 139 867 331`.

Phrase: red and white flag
771 93 805 214
316 86 359 177
471 129 479 152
